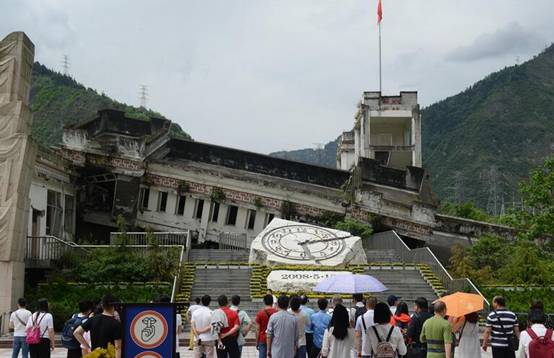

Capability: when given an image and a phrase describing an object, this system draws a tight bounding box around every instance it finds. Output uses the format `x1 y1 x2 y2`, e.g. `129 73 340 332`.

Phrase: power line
139 85 148 108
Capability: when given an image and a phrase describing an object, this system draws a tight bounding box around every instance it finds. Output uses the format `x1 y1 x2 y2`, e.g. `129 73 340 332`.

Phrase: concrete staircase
364 266 438 305
365 249 400 263
189 249 250 262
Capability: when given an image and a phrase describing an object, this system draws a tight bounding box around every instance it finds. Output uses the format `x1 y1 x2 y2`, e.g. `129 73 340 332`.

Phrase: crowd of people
8 291 554 358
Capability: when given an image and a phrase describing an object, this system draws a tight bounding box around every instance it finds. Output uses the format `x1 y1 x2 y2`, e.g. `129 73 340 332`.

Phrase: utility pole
484 165 501 216
139 85 148 108
61 54 70 76
452 171 465 203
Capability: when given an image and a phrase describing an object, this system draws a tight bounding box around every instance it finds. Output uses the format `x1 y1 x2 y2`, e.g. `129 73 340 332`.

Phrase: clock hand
298 235 354 246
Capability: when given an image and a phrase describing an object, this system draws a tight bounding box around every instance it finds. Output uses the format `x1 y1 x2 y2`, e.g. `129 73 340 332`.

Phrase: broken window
157 191 168 212
176 194 186 215
246 209 256 230
211 202 220 222
194 199 204 219
226 205 238 226
46 190 62 237
139 187 150 211
64 194 75 234
265 213 275 227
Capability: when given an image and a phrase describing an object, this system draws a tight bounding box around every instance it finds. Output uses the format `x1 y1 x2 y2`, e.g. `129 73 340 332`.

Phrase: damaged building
24 92 514 257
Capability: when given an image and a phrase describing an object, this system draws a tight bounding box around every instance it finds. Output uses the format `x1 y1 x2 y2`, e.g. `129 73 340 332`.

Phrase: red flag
377 0 383 24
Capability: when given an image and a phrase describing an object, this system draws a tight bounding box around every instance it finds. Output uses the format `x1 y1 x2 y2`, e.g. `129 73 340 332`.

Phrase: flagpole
378 21 382 94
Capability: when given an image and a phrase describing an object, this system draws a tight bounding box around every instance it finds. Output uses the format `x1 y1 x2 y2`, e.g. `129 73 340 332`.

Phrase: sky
2 0 553 153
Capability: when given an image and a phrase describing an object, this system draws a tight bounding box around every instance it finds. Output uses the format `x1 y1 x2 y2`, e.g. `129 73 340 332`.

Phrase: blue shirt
300 305 315 334
311 311 331 348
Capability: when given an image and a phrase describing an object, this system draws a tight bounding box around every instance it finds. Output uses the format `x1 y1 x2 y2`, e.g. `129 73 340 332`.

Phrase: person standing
63 300 93 358
406 297 432 358
355 296 377 358
366 302 407 357
517 309 554 358
321 305 354 358
9 298 32 358
482 296 520 358
290 296 308 358
420 301 452 358
192 295 216 358
212 295 240 358
310 298 331 358
26 298 55 358
267 290 278 309
188 298 202 351
454 312 481 358
267 295 298 358
230 295 252 357
255 295 277 358
300 295 315 356
74 294 122 358
387 295 400 316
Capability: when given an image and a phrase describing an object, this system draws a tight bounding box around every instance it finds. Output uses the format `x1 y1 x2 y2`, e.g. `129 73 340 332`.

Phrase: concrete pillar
0 32 36 325
412 110 422 167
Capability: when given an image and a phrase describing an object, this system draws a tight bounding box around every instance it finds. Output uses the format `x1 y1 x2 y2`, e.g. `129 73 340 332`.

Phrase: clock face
261 224 346 261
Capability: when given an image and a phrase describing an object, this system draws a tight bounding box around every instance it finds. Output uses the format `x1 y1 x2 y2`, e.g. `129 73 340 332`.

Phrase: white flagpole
378 21 382 94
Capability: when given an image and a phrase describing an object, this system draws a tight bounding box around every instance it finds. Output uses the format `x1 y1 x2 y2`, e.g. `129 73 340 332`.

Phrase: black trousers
305 333 314 357
67 348 82 358
492 347 516 358
29 338 51 358
308 346 321 358
216 336 240 358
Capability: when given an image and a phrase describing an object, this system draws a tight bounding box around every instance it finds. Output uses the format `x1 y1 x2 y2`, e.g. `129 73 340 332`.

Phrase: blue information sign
122 303 176 358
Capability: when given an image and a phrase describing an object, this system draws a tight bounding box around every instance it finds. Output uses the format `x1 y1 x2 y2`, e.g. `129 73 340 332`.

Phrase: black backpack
61 314 86 350
355 306 367 324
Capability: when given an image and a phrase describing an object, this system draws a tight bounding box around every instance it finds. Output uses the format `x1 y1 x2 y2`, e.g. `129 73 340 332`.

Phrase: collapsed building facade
47 92 513 254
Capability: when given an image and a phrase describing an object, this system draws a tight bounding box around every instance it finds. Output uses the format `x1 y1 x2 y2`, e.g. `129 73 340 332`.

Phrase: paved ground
0 347 493 357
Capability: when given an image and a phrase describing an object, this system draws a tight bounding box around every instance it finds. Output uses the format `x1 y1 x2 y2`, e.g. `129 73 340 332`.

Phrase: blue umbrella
313 273 388 294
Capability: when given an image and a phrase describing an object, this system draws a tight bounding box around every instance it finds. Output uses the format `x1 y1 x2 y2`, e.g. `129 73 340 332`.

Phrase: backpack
26 313 45 345
372 325 396 358
527 327 554 358
61 314 86 350
354 306 367 324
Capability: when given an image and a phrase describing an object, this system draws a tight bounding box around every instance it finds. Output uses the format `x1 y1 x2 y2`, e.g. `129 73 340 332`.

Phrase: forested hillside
271 44 554 210
30 63 190 145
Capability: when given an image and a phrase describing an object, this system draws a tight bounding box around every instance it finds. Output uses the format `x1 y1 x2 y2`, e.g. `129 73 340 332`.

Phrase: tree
449 244 474 279
499 241 554 285
514 156 554 241
467 234 509 273
335 218 373 240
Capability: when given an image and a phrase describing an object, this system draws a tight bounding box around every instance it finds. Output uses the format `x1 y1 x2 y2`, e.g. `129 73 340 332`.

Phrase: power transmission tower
61 55 70 76
483 165 501 216
452 171 465 203
313 142 324 166
139 85 148 108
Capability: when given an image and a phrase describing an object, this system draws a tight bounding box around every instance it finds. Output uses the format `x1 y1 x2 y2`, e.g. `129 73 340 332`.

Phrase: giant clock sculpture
261 224 346 261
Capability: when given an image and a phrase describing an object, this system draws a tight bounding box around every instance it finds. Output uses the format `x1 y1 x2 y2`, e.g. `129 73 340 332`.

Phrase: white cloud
446 22 546 62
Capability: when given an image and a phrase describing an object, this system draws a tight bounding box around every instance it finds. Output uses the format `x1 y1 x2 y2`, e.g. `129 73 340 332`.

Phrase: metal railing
219 232 248 250
171 243 187 302
109 231 189 246
368 231 490 309
25 235 88 262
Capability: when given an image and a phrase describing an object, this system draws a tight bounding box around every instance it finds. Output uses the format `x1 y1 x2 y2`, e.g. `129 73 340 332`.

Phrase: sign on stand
122 303 176 358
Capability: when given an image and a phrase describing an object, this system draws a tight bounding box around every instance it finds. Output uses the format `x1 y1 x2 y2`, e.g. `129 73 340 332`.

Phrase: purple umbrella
313 273 388 294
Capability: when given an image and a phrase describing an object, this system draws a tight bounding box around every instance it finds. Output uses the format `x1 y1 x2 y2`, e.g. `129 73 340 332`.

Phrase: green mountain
270 138 339 168
30 63 191 145
270 44 554 210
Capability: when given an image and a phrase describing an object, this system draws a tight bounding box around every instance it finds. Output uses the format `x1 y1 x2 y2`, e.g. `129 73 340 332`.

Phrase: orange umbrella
438 292 484 317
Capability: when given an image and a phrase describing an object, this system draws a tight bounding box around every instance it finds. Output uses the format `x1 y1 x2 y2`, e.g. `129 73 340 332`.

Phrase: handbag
494 311 519 351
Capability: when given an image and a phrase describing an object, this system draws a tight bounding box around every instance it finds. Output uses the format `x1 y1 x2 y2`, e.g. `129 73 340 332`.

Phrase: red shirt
255 307 277 343
221 306 240 336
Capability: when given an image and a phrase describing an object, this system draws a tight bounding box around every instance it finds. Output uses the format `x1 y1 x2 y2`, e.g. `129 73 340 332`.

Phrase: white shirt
389 306 397 316
26 312 54 338
176 313 182 351
366 323 407 356
192 306 215 341
517 324 554 358
321 327 355 358
188 304 202 317
355 309 375 356
10 308 32 337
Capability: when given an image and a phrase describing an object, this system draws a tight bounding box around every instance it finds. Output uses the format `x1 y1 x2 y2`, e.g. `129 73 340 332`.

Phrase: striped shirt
486 309 518 347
